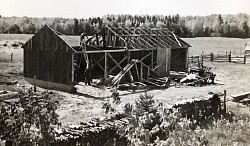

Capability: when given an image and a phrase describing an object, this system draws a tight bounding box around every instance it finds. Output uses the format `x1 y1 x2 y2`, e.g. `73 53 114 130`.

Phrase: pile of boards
232 92 250 105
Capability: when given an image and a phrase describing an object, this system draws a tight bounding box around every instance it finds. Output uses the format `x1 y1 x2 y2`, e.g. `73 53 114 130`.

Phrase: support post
224 90 227 114
135 62 140 81
104 52 108 79
140 62 143 82
185 48 189 70
96 34 99 46
228 51 231 62
127 50 130 63
151 50 154 69
72 54 74 83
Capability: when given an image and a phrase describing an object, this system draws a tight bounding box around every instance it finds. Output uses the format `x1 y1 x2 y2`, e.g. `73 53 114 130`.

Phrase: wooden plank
151 50 154 69
143 80 162 87
148 78 166 84
107 53 123 70
72 54 74 82
108 56 128 74
140 62 143 81
96 34 99 46
232 92 250 102
134 63 140 81
107 29 111 46
73 48 157 54
104 52 108 78
93 58 105 72
140 52 152 61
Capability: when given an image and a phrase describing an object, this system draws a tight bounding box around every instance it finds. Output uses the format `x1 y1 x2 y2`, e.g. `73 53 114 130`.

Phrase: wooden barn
22 25 191 91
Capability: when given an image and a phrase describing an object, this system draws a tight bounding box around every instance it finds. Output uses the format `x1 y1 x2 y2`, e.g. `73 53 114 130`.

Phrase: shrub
0 91 59 146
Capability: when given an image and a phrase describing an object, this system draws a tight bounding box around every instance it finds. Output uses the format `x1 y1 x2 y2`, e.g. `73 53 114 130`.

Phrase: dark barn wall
23 25 73 86
170 48 188 71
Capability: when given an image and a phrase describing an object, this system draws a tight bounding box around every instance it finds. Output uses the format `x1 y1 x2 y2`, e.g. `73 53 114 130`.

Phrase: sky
0 0 250 18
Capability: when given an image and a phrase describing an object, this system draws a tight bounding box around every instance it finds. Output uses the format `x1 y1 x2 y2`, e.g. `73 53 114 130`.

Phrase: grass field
183 37 250 56
0 34 249 56
0 34 33 42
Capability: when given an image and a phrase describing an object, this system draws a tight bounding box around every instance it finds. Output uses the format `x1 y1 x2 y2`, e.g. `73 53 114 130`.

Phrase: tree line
0 13 249 38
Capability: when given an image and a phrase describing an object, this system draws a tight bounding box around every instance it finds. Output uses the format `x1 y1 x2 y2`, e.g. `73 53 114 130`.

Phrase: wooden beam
96 34 99 46
143 80 162 87
93 55 105 70
140 62 143 81
107 29 111 46
185 48 189 69
140 52 152 62
93 58 105 72
107 53 123 69
108 56 128 74
73 48 157 54
102 28 107 49
151 50 154 69
72 54 74 83
127 50 130 63
113 36 117 47
104 52 108 78
134 63 140 81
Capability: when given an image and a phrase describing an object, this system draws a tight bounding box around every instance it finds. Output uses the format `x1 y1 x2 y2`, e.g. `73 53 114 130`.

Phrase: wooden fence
189 51 247 65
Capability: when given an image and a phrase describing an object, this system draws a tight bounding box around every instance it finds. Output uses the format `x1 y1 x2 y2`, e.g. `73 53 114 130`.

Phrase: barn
22 25 191 91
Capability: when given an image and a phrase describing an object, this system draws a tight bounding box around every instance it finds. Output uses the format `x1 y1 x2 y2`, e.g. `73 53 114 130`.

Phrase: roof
58 35 81 47
84 27 191 50
22 25 80 50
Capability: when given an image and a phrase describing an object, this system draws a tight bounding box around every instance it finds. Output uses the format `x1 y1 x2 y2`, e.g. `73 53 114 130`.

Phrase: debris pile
232 92 250 105
179 66 216 86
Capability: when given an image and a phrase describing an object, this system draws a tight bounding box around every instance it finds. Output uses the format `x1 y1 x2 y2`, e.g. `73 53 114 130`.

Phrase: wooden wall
157 47 171 77
23 25 73 85
170 48 188 71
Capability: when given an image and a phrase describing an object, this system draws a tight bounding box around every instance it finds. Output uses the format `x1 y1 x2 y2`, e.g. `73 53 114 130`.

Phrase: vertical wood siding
23 25 73 85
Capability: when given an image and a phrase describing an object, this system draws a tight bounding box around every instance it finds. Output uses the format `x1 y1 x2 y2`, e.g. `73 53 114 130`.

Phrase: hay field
183 37 250 56
0 34 33 42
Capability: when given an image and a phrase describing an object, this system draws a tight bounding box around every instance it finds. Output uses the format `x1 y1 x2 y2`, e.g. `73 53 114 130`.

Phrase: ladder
109 59 138 87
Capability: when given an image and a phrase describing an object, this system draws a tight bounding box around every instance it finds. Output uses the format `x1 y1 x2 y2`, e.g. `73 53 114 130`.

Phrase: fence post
244 54 246 64
228 51 231 62
224 90 227 114
210 52 214 62
10 53 13 61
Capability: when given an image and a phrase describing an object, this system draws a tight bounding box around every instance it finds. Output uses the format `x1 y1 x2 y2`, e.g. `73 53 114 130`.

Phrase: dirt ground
1 37 250 126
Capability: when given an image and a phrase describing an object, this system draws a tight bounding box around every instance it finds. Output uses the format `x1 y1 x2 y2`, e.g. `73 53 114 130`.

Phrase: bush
0 91 59 146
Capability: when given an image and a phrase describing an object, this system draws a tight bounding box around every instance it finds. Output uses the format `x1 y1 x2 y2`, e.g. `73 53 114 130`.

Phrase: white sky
0 0 250 18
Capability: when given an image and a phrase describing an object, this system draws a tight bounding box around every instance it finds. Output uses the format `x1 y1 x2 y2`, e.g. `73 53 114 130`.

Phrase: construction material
0 90 19 101
109 59 137 87
232 92 250 102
